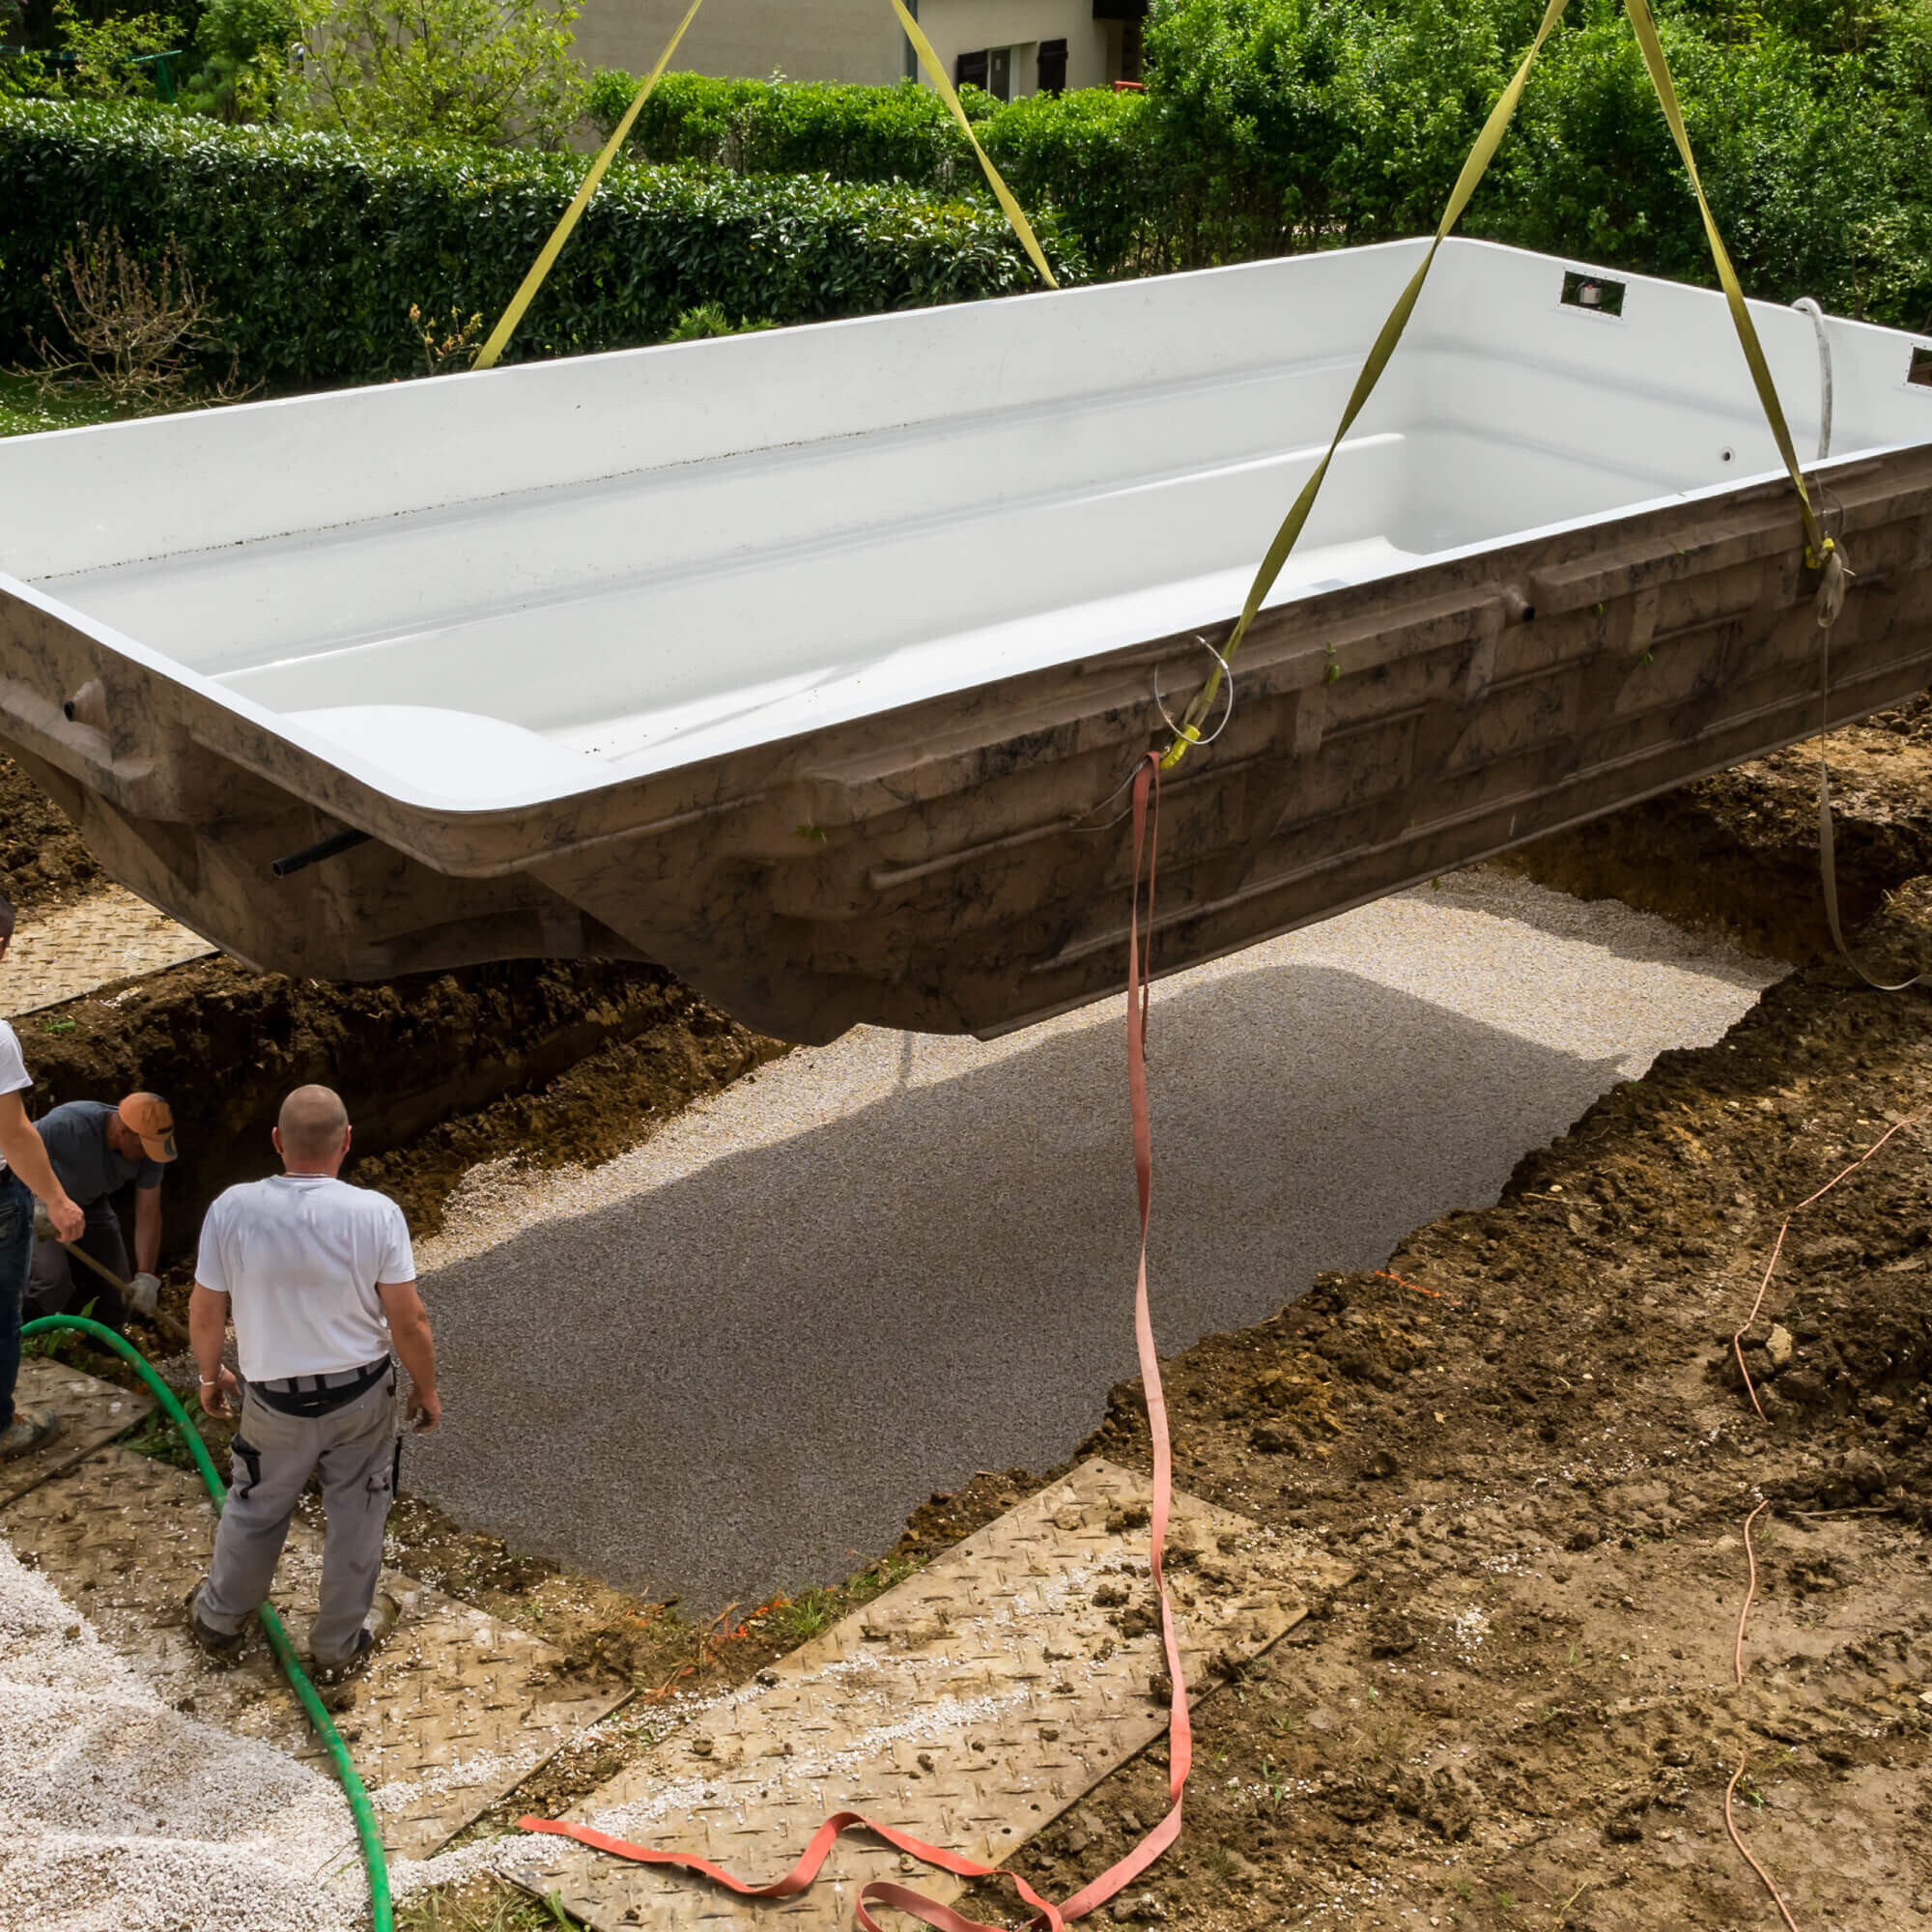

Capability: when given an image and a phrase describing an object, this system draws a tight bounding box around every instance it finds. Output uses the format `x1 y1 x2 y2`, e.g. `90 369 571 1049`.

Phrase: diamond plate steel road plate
512 1458 1351 1932
2 886 217 1016
0 1355 152 1508
1 1445 628 1859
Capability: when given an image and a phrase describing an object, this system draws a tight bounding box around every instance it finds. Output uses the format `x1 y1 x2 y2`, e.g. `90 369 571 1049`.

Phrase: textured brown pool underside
4 448 1929 1041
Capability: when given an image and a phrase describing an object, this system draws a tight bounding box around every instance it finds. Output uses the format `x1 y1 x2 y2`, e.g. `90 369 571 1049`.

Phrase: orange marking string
1374 1268 1463 1307
1734 1500 1765 1688
1715 1117 1923 1929
1725 1757 1802 1932
1730 1115 1920 1419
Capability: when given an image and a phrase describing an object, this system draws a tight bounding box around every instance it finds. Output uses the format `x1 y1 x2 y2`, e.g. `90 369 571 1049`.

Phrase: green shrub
0 96 1078 388
1143 0 1530 260
586 66 1159 275
584 70 987 185
179 0 297 123
978 86 1166 273
287 0 588 150
664 300 776 339
47 0 185 101
1485 3 1932 322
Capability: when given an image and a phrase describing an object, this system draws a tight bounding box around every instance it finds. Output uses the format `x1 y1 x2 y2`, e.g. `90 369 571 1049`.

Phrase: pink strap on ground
520 753 1192 1927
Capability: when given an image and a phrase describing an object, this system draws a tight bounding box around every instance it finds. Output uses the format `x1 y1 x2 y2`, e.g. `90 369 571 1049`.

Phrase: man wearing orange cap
25 1092 178 1327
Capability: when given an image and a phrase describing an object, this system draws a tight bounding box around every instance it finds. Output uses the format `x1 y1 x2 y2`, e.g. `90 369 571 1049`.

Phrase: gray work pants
25 1201 129 1326
198 1368 399 1667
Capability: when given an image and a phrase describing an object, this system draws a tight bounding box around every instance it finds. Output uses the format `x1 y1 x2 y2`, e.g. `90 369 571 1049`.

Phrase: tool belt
249 1356 391 1419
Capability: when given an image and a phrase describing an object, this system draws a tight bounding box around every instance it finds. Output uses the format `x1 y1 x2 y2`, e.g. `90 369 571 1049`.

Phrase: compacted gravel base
406 871 1777 1609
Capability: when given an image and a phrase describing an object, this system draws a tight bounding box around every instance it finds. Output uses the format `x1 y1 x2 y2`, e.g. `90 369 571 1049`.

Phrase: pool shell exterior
2 240 1931 1040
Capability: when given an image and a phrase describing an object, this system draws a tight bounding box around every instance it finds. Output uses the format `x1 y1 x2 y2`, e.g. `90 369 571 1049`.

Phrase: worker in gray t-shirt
187 1082 441 1684
25 1094 176 1328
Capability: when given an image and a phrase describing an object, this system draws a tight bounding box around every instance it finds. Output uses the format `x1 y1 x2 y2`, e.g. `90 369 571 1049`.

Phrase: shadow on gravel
409 960 1625 1608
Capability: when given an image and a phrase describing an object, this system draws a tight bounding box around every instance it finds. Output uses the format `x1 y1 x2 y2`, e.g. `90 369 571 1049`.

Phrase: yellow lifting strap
1159 0 1575 768
472 0 709 372
1161 0 1830 770
887 0 1058 291
1620 0 1825 561
473 0 1055 374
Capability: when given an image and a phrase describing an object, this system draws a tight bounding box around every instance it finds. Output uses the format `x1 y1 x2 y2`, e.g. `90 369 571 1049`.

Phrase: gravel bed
0 1536 363 1932
405 871 1778 1609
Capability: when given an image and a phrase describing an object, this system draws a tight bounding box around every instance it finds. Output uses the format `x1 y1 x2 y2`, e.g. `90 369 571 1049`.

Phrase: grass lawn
0 370 138 437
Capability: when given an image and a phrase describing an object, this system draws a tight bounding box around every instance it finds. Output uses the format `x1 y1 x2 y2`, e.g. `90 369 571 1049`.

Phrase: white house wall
571 0 1115 93
572 0 905 85
912 0 1112 95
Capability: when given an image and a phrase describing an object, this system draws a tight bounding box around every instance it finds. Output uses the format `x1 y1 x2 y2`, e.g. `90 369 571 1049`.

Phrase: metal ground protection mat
0 1444 629 1859
512 1458 1351 1931
2 885 217 1016
0 1355 152 1507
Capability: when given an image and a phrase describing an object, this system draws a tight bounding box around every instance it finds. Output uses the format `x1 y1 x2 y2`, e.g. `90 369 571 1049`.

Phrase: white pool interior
4 237 1928 811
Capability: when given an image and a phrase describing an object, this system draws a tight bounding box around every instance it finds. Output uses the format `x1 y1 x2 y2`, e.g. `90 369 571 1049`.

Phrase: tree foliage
179 0 298 122
286 0 587 148
587 0 1932 326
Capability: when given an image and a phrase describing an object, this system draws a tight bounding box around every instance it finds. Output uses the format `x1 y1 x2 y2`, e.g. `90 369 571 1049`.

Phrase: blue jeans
0 1170 31 1433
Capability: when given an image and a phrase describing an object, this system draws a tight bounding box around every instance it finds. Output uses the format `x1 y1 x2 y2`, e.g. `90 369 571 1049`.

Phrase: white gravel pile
0 1537 364 1932
407 870 1780 1607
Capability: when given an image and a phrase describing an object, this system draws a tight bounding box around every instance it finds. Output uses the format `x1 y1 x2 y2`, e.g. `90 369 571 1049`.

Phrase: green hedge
0 97 1077 387
584 70 988 186
587 69 1170 278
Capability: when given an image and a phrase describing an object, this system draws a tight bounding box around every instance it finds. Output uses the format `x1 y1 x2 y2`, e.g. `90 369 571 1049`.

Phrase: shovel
32 1204 190 1347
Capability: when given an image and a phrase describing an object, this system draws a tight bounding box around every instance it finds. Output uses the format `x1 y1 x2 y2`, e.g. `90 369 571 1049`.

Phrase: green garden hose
22 1314 393 1932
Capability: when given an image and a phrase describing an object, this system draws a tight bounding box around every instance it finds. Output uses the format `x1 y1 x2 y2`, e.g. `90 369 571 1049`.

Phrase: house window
956 45 1019 100
1037 37 1067 94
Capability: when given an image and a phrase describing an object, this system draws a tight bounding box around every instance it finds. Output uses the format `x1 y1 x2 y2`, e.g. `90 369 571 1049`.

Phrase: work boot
0 1406 60 1461
184 1583 245 1664
309 1591 401 1693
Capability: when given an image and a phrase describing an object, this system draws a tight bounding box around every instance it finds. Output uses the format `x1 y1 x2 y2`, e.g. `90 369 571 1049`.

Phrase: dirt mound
933 874 1932 1931
1498 691 1932 959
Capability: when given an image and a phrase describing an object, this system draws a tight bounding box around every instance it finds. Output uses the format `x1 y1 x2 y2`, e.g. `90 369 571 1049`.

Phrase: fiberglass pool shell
2 237 1930 1041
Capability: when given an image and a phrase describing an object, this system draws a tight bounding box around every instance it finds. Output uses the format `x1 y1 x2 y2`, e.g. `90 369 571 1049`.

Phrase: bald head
275 1085 351 1172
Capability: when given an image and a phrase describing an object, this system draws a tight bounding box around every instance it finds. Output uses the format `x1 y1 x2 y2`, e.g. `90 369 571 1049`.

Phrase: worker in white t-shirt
185 1083 441 1683
0 893 87 1462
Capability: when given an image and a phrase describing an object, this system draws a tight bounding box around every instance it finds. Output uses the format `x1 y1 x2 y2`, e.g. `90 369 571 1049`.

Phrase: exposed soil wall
1496 693 1932 961
0 752 102 914
18 955 784 1264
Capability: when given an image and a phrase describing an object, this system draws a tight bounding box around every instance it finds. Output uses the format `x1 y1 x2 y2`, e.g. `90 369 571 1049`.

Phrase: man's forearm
188 1285 228 1383
390 1313 437 1398
133 1191 161 1276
